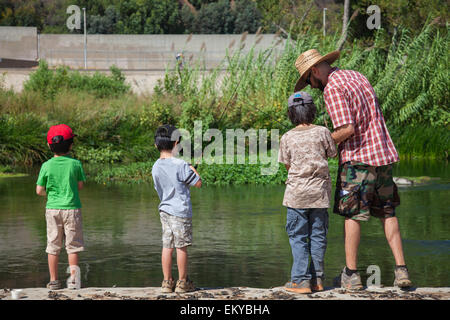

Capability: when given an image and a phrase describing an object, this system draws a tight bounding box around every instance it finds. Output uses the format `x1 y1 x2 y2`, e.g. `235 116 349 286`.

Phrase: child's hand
36 185 47 196
189 165 202 188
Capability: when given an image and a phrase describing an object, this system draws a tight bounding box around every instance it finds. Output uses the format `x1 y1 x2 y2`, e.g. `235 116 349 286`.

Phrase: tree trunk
336 0 352 51
342 0 350 37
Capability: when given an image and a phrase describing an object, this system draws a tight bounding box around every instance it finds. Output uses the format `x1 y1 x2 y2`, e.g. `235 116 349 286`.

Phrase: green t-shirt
36 156 86 209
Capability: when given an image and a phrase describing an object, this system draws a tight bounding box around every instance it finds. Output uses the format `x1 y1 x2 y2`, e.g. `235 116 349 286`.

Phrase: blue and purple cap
288 91 314 109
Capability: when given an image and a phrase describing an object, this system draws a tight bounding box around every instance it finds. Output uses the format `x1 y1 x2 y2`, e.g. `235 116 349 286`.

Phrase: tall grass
155 23 449 158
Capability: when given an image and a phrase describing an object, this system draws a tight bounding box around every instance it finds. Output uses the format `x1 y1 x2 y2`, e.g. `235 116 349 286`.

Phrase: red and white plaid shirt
324 68 399 166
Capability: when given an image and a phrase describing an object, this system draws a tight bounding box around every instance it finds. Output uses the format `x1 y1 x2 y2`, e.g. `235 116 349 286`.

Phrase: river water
0 159 448 289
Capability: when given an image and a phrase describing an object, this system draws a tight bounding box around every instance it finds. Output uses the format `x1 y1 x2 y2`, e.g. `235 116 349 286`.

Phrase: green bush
0 113 49 165
87 157 339 186
24 61 130 99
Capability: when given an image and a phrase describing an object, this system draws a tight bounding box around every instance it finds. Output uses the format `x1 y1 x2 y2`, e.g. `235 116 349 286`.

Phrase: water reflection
0 160 448 289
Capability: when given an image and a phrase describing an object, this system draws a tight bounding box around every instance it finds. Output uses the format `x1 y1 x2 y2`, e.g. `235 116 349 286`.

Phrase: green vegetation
0 165 28 178
0 22 448 184
1 0 446 39
0 0 263 35
24 61 130 99
88 159 294 186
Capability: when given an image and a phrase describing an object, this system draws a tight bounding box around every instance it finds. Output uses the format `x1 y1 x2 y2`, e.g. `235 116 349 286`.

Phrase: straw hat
294 49 340 91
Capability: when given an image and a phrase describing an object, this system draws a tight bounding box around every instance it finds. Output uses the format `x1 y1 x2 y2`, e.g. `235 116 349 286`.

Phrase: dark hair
49 137 73 155
155 124 180 151
287 102 316 126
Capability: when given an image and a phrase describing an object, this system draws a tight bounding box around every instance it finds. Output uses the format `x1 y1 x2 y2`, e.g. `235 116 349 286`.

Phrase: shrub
24 61 130 99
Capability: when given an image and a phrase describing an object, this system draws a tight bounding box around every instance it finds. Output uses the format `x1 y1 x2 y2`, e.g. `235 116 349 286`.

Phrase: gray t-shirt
151 157 200 218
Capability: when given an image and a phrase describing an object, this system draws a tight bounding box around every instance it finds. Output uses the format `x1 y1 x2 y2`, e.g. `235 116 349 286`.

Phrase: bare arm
78 181 84 190
331 124 355 144
36 185 47 196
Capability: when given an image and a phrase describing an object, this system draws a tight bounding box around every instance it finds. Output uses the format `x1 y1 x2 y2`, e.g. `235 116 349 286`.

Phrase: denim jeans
286 207 328 283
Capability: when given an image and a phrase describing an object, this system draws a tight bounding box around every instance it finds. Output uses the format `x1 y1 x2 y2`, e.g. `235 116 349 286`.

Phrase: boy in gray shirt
152 124 202 293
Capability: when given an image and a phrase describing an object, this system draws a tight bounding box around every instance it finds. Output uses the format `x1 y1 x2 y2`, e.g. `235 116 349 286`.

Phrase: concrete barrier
1 28 285 70
37 33 285 70
0 27 37 61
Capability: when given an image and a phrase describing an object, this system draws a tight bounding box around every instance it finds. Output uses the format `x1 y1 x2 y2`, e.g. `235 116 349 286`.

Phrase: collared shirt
324 67 399 166
278 125 337 209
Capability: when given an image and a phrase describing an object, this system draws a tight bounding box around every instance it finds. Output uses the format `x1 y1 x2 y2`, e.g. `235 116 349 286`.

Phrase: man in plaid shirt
294 49 412 290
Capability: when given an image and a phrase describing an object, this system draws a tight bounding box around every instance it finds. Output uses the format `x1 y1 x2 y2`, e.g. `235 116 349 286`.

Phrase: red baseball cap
47 124 76 145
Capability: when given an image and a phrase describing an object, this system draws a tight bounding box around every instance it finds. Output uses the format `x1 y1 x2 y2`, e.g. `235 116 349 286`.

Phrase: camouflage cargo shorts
333 161 400 221
160 211 193 248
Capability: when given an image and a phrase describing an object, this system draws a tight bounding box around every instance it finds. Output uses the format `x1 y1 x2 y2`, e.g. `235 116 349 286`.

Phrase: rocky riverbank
1 286 449 300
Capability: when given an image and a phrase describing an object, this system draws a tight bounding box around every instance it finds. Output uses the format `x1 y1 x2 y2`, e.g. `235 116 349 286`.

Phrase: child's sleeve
278 135 290 165
323 129 337 158
179 162 200 187
36 164 47 187
77 162 86 182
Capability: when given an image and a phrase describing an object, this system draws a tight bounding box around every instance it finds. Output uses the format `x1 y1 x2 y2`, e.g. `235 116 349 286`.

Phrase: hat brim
294 50 340 92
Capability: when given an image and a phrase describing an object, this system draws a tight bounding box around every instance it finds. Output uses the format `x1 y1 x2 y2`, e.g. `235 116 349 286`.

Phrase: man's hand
332 124 355 144
36 185 47 196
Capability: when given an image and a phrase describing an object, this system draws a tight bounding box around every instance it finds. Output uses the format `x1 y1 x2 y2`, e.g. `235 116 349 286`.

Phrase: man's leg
381 216 412 287
344 218 360 270
336 218 364 290
162 248 174 281
380 216 406 266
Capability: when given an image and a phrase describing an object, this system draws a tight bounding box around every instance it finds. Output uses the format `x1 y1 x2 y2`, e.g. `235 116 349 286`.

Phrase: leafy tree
181 0 262 34
142 0 183 34
234 0 262 33
116 0 183 34
89 5 119 34
195 0 236 33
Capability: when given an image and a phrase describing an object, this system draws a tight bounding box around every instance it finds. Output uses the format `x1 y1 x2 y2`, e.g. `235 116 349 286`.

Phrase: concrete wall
0 28 286 70
38 33 285 70
0 27 37 61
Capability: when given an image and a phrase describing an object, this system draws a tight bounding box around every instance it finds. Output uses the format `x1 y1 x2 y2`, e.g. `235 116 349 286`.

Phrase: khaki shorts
333 161 400 221
45 209 84 255
160 211 192 248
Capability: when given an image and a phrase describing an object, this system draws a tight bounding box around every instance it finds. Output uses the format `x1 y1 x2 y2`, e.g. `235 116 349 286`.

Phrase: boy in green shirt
36 124 86 290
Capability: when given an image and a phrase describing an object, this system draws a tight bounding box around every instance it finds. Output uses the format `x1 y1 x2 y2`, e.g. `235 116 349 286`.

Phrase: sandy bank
2 286 449 300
